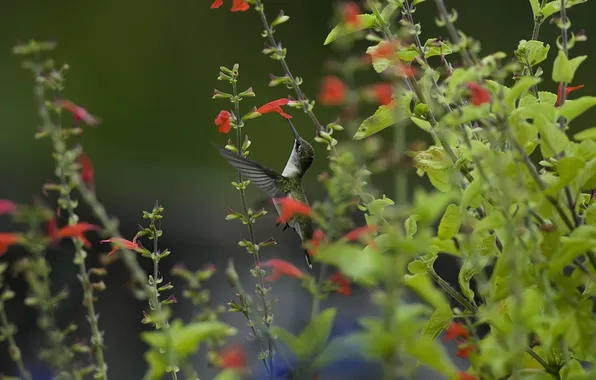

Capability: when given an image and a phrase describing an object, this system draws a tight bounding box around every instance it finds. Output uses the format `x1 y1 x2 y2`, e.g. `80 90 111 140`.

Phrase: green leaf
573 127 596 141
549 225 596 275
271 327 303 357
529 0 541 18
559 97 596 123
440 104 490 127
405 273 450 310
366 40 396 72
552 50 586 83
546 156 585 195
461 175 484 210
317 242 384 286
541 0 588 18
515 40 550 67
405 216 418 238
406 334 458 376
437 203 461 240
458 234 497 303
411 116 432 132
143 350 169 380
213 369 242 380
535 116 569 157
423 38 453 59
380 3 400 22
299 308 337 359
324 14 376 45
413 146 458 192
412 188 459 224
353 104 397 140
312 332 368 370
421 304 454 340
505 77 541 109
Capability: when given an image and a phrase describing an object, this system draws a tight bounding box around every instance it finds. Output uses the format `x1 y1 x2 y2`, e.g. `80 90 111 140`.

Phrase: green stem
0 300 32 380
231 78 273 375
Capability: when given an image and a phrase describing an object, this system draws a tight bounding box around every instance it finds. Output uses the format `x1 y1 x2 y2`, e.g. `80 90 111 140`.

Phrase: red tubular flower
466 83 491 106
370 83 393 105
344 225 377 242
457 372 477 380
56 222 101 248
100 237 141 256
262 259 304 282
319 76 346 106
0 233 20 256
443 322 470 342
276 197 312 223
219 344 246 370
343 2 361 27
0 200 17 216
255 98 293 119
211 0 223 8
79 151 95 192
329 272 352 296
307 229 327 256
231 0 250 11
56 100 100 126
557 83 584 106
371 41 394 60
47 217 58 240
215 110 232 134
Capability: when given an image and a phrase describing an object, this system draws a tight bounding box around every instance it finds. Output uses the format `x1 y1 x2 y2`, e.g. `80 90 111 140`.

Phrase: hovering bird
217 119 315 268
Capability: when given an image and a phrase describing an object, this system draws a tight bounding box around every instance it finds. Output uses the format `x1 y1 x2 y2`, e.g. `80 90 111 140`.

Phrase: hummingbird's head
283 119 315 177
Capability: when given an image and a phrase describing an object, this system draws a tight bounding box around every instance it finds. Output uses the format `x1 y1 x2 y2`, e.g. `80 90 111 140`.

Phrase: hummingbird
216 119 315 268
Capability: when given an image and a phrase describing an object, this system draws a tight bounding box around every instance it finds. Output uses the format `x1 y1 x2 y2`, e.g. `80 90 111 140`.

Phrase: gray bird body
217 120 315 268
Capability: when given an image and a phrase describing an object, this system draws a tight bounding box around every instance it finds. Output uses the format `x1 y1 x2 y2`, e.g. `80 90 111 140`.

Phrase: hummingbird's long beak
287 119 300 140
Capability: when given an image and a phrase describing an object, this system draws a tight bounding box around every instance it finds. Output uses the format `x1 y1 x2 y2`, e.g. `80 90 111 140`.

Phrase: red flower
343 2 360 27
371 41 394 60
397 63 417 79
219 344 246 370
0 233 20 256
344 225 377 242
329 272 352 296
0 200 17 216
55 222 101 248
211 0 249 11
370 83 393 105
215 110 233 134
457 372 477 380
467 83 491 106
100 237 141 256
231 0 250 11
79 151 95 192
47 217 58 240
262 259 304 282
56 100 101 126
456 343 476 359
276 197 312 223
557 83 584 106
443 322 470 342
307 229 327 256
255 98 293 119
319 76 346 106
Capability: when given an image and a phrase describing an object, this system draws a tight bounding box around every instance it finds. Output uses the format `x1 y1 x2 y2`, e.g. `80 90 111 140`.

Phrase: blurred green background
1 0 595 379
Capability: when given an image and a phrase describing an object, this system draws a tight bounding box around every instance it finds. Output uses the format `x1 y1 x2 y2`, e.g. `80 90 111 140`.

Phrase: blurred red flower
0 233 20 256
100 237 141 256
56 222 101 248
276 197 312 223
262 259 304 282
329 272 352 296
319 76 346 106
467 83 491 106
57 100 101 126
219 344 246 370
307 229 327 256
458 372 477 380
343 2 360 27
443 322 470 341
211 0 249 11
80 151 95 192
0 200 17 216
370 83 393 105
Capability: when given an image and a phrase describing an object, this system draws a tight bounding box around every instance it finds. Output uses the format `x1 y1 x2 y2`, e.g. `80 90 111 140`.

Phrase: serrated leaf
505 76 541 109
516 40 549 67
325 14 376 45
559 96 596 123
423 38 453 59
553 50 586 83
422 304 454 340
353 104 397 140
573 127 596 141
437 204 461 239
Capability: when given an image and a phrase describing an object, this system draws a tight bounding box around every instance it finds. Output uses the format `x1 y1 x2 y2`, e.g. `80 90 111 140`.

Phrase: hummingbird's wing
216 146 285 198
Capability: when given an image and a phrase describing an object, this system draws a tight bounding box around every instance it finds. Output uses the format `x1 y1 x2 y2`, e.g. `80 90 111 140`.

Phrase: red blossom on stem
319 76 347 106
79 151 95 192
466 83 491 106
262 259 304 282
344 225 377 242
343 2 361 27
56 100 101 126
0 200 17 216
215 110 233 134
219 344 247 370
276 197 312 223
443 322 470 341
56 222 101 248
307 229 327 256
211 0 224 8
371 41 394 60
0 233 20 256
456 343 476 359
211 0 249 11
557 83 584 106
100 237 141 256
329 272 352 296
47 217 58 240
255 98 293 119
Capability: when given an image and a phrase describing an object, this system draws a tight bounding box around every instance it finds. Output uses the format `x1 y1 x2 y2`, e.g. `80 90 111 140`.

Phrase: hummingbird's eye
295 140 301 149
